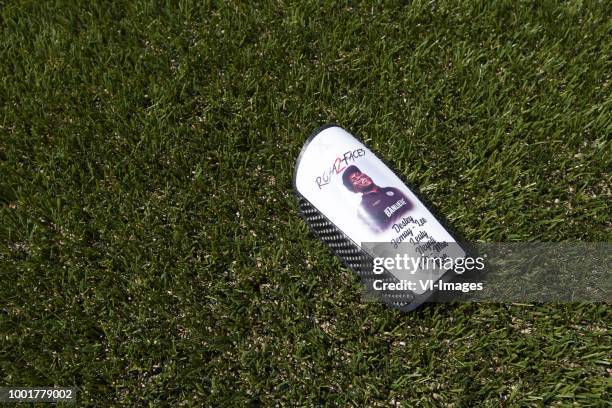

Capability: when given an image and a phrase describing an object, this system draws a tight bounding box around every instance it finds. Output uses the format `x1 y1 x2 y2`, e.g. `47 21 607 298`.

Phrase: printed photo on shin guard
341 165 413 233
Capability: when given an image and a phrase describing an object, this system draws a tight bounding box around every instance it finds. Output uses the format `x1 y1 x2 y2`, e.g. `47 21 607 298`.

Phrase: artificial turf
1 0 610 406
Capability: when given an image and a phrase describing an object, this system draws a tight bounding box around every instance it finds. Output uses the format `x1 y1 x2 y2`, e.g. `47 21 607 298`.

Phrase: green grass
1 0 610 405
